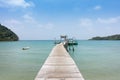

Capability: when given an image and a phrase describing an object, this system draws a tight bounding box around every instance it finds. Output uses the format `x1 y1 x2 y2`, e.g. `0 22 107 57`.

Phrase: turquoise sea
0 40 120 80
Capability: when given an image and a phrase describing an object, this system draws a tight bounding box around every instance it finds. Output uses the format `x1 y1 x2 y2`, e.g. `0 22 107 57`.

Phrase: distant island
0 24 19 41
90 34 120 40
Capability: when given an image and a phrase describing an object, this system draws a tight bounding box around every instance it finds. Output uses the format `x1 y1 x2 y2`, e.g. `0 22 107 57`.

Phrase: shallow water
0 40 120 80
0 40 53 80
71 40 120 80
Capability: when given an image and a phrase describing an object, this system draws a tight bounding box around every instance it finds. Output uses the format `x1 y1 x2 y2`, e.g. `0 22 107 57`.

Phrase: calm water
0 40 120 80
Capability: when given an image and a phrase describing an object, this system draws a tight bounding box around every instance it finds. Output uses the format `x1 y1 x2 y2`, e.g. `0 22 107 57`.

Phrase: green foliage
0 24 19 41
90 34 120 40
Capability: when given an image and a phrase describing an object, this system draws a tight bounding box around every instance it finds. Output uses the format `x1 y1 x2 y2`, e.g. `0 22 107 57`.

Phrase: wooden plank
34 43 84 80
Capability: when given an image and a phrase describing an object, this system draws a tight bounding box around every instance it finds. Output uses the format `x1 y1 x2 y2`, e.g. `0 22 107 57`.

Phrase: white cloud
0 0 33 8
22 14 54 30
5 19 21 25
97 16 120 24
80 18 93 26
3 14 54 30
78 16 120 36
79 18 95 34
93 5 101 10
45 23 54 30
3 19 22 28
23 14 36 23
1 14 55 40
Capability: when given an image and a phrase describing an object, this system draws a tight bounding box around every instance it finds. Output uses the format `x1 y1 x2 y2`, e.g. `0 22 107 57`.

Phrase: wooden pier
34 43 84 80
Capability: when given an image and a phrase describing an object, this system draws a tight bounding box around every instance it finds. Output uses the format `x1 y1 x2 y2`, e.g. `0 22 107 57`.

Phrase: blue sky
0 0 120 40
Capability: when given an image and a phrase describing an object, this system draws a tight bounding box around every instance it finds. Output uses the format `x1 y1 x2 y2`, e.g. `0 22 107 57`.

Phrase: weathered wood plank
35 43 84 80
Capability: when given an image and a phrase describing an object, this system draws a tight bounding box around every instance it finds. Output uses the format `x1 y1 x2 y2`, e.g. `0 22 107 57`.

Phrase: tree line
0 24 19 41
90 34 120 40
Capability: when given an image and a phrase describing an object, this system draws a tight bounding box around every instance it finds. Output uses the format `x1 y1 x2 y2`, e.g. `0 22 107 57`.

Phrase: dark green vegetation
90 34 120 40
0 24 19 41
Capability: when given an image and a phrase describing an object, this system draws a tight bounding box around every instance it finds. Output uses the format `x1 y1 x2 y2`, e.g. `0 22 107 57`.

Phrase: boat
22 47 30 50
54 35 78 45
68 38 78 45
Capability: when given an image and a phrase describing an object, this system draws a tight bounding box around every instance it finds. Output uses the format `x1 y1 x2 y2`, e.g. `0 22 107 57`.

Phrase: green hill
0 24 19 41
90 34 120 40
